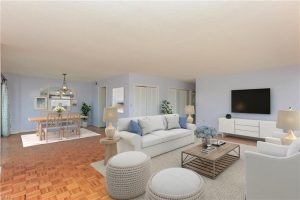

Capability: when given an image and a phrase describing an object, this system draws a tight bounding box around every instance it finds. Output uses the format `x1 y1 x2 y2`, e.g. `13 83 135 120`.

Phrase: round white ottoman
146 168 204 200
106 151 151 199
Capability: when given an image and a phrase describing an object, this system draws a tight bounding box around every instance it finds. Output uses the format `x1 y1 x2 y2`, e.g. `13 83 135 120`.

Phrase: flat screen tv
231 88 271 114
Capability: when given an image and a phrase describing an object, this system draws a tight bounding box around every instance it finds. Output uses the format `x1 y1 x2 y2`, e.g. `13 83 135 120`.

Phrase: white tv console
218 118 283 139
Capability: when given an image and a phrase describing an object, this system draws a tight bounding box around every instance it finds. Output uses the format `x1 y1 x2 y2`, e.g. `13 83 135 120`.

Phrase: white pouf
106 151 151 199
146 168 204 200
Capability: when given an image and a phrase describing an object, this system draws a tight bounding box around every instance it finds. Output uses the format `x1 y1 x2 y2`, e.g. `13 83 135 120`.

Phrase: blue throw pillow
128 120 142 135
179 116 187 129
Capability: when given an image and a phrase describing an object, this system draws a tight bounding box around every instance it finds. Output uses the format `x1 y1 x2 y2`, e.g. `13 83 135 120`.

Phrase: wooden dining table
28 115 86 140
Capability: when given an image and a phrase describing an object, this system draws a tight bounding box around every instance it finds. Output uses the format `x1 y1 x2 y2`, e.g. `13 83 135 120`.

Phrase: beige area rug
21 128 100 147
91 138 256 200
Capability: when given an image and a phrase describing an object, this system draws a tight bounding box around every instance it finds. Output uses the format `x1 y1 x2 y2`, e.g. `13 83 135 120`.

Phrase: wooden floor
0 126 257 199
0 126 111 200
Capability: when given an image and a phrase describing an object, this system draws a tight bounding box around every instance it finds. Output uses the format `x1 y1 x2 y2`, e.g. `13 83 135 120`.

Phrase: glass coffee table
181 142 240 179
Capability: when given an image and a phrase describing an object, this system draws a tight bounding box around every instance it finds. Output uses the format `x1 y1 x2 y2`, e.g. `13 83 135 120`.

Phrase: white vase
82 121 88 128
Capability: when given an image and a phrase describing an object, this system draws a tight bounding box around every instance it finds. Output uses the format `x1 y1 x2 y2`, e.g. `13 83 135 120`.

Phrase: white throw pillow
148 116 165 131
165 115 180 130
138 118 153 135
287 138 300 156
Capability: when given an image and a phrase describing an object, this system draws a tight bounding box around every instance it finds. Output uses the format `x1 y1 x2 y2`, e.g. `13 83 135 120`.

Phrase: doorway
99 86 106 128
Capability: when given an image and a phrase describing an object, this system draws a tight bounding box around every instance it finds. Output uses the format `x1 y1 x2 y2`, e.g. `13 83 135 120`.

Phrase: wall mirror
112 87 125 113
39 87 77 111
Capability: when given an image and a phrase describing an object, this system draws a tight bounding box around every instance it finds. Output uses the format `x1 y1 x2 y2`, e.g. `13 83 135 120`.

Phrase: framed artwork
34 97 48 110
50 99 71 111
112 87 125 113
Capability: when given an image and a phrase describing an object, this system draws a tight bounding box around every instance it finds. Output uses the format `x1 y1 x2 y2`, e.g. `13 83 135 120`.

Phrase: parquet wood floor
0 126 112 200
0 126 256 199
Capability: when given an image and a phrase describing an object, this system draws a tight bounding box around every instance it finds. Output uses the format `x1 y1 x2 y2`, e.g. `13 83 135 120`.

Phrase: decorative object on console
225 114 231 119
277 107 300 145
81 102 91 128
103 107 118 139
160 100 173 114
185 105 195 123
195 126 217 148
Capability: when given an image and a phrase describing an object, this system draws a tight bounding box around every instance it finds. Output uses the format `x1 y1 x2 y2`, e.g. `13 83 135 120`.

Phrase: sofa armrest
265 137 282 145
116 131 142 150
257 141 288 157
186 123 196 131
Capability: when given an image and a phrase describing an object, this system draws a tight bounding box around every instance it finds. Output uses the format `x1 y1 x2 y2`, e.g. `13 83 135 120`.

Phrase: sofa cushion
128 120 142 135
151 129 192 143
139 117 153 135
166 115 180 129
142 134 164 148
109 151 148 168
287 138 300 156
179 116 187 129
148 115 165 131
139 116 165 135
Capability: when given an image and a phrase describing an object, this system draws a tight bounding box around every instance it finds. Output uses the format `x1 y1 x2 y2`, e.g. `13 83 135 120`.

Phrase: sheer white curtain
1 77 10 137
168 89 189 115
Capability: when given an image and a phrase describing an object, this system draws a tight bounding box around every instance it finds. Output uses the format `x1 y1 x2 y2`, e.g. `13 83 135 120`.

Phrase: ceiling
1 1 300 82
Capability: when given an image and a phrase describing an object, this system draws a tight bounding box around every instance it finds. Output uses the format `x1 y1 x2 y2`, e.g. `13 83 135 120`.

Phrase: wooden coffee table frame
181 144 240 179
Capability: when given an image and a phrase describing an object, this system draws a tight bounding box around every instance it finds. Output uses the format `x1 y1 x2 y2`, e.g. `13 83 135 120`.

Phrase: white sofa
116 114 196 157
245 140 300 200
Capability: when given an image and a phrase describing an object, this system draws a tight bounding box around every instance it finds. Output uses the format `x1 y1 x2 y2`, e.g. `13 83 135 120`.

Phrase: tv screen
231 88 271 114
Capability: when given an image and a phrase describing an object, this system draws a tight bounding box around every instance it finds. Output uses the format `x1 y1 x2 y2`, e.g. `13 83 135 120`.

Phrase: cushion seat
151 129 191 143
142 134 164 148
146 168 204 199
43 127 61 132
109 151 148 168
63 125 78 129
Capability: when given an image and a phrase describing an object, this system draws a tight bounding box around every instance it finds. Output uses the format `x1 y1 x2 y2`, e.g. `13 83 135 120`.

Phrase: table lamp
103 107 118 139
276 107 300 145
185 105 195 123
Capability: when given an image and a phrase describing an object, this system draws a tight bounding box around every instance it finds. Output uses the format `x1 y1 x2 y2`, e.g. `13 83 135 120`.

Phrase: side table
100 137 120 165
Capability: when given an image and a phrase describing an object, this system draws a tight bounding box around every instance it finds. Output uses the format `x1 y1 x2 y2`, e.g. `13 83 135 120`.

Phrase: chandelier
57 73 72 96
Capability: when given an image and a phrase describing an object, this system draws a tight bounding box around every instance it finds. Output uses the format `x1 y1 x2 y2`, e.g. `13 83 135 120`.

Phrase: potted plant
160 100 173 114
81 102 91 127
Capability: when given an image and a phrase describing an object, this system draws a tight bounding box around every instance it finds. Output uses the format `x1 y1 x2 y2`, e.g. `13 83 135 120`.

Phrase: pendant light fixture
58 73 72 96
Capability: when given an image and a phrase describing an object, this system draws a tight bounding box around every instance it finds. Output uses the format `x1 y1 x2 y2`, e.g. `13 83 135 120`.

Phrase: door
99 87 106 127
134 86 159 116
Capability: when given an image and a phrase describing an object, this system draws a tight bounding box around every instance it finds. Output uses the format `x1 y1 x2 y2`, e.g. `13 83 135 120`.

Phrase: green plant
160 100 173 114
81 102 91 121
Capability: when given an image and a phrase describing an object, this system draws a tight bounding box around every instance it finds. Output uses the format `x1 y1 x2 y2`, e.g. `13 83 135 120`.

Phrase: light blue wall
92 74 130 127
5 73 94 133
196 66 300 129
92 73 195 126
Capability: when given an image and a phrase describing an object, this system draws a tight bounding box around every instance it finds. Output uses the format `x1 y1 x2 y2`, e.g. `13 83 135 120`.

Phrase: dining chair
63 112 81 138
42 112 63 142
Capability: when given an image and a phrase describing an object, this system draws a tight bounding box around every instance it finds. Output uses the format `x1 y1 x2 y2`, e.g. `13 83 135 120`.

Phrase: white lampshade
185 105 195 115
276 109 300 130
103 107 118 122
